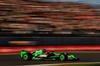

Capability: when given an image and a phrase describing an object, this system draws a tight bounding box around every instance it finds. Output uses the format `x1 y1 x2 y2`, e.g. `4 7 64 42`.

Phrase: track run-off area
0 52 100 66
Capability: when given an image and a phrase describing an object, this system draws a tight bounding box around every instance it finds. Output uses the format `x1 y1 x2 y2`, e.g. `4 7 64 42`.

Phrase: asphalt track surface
0 53 100 66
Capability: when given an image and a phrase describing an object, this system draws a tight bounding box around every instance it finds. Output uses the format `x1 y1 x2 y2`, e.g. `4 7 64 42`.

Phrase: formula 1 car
20 50 79 61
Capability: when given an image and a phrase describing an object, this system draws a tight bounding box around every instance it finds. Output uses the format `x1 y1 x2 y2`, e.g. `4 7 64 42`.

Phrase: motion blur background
0 0 100 36
0 0 100 50
0 0 100 66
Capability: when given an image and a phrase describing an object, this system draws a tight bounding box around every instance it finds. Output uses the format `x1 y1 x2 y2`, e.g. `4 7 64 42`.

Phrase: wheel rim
60 55 65 60
23 55 28 60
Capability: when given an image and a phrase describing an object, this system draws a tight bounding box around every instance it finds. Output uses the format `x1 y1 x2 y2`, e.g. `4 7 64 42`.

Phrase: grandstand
0 0 100 36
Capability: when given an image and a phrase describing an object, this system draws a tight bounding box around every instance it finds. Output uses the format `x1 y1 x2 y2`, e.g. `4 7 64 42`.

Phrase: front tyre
59 54 67 61
22 54 32 61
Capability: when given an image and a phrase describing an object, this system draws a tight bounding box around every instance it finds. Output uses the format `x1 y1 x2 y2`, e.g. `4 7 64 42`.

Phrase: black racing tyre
22 54 32 61
59 54 67 61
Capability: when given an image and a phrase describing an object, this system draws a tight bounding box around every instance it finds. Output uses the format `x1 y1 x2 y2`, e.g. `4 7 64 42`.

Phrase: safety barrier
0 46 100 54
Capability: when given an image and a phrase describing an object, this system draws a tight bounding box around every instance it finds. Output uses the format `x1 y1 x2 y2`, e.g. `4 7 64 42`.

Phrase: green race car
20 49 79 61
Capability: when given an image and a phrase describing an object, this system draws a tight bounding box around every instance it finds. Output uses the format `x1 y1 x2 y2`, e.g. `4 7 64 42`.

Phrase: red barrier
0 46 100 54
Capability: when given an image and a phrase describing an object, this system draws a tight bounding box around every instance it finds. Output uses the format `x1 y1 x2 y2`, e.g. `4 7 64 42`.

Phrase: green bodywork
20 50 78 60
31 52 60 60
34 50 43 56
67 55 78 60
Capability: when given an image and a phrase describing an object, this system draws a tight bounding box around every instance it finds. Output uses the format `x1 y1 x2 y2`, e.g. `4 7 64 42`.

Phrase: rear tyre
59 54 67 61
22 54 32 61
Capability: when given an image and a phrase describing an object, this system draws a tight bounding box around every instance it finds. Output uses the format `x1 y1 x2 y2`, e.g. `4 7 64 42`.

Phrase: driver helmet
43 49 46 53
